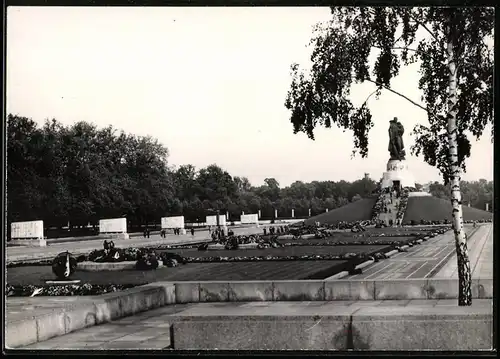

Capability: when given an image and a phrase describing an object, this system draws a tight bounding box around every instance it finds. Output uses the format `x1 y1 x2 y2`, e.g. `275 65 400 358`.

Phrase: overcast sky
7 7 493 187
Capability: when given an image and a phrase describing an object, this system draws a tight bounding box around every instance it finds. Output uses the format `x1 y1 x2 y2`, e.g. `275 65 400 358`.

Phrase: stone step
168 300 493 350
6 282 176 348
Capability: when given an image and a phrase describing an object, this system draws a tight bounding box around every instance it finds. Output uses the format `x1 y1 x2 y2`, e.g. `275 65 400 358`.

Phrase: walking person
191 227 195 236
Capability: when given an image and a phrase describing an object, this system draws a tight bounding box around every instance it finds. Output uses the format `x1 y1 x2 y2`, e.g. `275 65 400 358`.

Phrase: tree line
8 114 492 230
7 114 379 228
426 180 493 212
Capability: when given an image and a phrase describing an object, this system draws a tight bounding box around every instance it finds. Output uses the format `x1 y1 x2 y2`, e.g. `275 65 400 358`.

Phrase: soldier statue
388 117 406 160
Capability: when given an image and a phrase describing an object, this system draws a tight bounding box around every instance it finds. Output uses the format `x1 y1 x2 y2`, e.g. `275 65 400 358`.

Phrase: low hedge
6 283 141 297
183 252 381 262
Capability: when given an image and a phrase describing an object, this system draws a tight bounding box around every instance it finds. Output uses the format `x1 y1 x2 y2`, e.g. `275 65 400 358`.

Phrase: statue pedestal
381 160 416 189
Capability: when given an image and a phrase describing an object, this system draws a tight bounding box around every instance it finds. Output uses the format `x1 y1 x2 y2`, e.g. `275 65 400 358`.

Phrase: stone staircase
377 192 400 226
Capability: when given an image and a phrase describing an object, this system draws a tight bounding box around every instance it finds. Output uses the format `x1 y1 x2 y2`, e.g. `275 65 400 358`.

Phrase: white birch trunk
446 23 472 306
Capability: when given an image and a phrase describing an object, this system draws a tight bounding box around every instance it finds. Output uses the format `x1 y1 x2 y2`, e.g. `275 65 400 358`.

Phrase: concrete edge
78 260 165 271
385 249 399 258
5 282 176 349
355 260 374 270
174 277 493 303
324 271 350 280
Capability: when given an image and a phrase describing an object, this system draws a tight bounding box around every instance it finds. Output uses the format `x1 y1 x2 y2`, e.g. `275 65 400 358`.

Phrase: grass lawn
304 198 377 225
403 197 492 223
7 260 352 285
7 243 395 285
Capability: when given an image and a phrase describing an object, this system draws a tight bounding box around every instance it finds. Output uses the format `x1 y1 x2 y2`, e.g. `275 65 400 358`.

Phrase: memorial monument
381 117 415 190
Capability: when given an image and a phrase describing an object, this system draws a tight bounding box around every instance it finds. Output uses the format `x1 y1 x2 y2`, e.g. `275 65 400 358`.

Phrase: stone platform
78 261 165 271
18 299 493 350
6 282 176 348
6 275 493 349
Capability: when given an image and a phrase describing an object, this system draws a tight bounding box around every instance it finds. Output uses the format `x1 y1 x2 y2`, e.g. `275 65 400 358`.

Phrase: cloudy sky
7 7 493 187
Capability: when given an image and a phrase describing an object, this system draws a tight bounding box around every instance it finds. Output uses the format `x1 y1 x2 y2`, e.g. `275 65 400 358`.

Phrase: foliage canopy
285 7 493 184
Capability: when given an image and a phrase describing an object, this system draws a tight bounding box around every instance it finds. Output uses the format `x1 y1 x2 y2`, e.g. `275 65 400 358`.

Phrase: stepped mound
304 198 377 225
403 196 492 224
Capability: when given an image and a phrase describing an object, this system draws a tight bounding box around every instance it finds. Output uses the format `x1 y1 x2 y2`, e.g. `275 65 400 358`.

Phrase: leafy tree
429 181 451 200
7 115 44 222
310 197 323 216
262 177 281 202
348 177 377 200
233 176 252 194
173 165 200 200
351 194 363 202
284 181 315 200
285 7 493 306
197 164 238 202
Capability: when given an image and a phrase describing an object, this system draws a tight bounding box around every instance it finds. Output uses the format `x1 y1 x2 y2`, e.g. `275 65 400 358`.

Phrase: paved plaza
348 224 492 280
20 299 493 350
434 223 493 279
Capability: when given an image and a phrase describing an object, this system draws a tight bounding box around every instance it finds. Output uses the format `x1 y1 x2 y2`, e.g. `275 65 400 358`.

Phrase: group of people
89 240 125 263
385 186 401 198
395 189 409 225
209 225 234 242
371 185 406 226
148 227 197 238
199 233 284 251
263 226 288 236
350 222 367 233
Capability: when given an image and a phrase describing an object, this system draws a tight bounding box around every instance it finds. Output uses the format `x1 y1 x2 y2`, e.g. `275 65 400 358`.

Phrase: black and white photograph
4 6 494 352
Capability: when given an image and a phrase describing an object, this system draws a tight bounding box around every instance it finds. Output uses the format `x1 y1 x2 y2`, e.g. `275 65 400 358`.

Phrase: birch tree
285 7 493 306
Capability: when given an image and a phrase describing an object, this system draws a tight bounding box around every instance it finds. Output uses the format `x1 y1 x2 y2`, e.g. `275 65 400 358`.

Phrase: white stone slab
11 220 44 239
161 216 185 229
241 214 259 226
206 215 227 226
99 218 127 233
